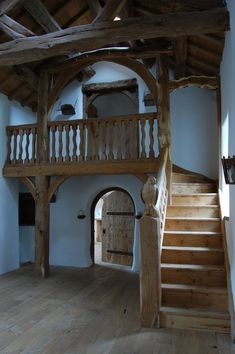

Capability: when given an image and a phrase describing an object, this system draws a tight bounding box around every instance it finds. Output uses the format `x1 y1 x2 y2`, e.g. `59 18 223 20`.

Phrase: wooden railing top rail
48 112 158 127
6 123 38 130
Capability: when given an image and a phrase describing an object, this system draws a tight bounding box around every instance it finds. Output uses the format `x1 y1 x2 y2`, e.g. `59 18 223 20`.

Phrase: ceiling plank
0 0 22 16
0 8 229 66
23 0 61 33
12 65 38 90
0 14 35 37
174 37 187 79
93 0 128 23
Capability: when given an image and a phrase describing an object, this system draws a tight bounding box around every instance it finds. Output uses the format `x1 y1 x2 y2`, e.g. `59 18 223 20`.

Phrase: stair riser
172 195 218 206
163 234 223 248
160 312 230 333
173 174 212 183
172 184 216 194
167 207 219 218
162 290 228 311
165 219 221 232
161 250 224 265
161 268 227 287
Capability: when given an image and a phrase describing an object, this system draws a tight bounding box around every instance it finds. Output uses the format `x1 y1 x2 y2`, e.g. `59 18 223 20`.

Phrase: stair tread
173 182 216 186
168 205 219 209
166 217 220 221
164 231 222 235
160 306 230 319
161 263 225 270
164 230 222 236
173 193 218 196
162 246 223 251
162 283 227 293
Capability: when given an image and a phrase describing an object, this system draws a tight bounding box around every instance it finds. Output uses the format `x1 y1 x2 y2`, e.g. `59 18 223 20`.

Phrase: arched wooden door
102 190 135 266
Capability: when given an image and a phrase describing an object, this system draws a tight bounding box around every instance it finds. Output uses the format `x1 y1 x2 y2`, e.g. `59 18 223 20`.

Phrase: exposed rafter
174 37 187 79
93 0 128 23
86 0 102 18
23 0 61 33
0 0 22 16
0 8 228 66
0 14 34 38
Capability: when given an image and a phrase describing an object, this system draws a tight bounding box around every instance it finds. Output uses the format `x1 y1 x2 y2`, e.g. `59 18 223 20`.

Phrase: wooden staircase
160 172 230 332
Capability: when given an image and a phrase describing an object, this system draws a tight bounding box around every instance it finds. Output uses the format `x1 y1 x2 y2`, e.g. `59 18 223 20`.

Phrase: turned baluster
31 127 36 163
149 117 155 158
65 124 70 162
133 117 138 160
51 125 56 163
6 128 12 163
72 124 77 161
24 128 30 164
58 124 63 163
125 119 130 160
108 121 114 160
94 121 99 161
140 118 147 159
117 119 122 160
86 122 93 161
78 122 84 161
13 129 18 164
18 128 24 163
101 121 107 160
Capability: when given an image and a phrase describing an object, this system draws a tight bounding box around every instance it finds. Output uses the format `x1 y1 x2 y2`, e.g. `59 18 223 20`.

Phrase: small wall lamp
77 210 86 219
222 156 235 184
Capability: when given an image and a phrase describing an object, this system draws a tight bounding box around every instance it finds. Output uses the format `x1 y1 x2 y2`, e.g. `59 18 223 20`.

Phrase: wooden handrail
139 147 169 328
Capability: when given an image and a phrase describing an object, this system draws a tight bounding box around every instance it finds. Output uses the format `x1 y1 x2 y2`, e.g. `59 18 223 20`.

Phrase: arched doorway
90 188 135 267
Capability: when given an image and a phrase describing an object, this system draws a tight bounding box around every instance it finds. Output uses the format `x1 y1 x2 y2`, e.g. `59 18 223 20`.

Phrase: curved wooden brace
48 57 158 110
48 176 70 202
20 176 36 200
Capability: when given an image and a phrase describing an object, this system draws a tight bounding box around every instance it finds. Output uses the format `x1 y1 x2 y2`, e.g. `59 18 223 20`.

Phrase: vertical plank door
102 190 135 266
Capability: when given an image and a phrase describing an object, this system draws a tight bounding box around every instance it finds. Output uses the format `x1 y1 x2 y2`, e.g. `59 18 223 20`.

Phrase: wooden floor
0 264 234 354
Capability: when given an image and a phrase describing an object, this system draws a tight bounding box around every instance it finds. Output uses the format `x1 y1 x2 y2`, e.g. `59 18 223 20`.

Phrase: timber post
157 54 172 204
35 71 50 277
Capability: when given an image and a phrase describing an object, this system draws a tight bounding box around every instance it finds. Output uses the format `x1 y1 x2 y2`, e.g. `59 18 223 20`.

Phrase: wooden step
172 193 218 206
162 284 228 311
161 246 224 265
172 172 213 184
166 205 220 218
165 217 221 232
160 307 230 333
161 263 227 287
172 183 216 194
163 231 223 248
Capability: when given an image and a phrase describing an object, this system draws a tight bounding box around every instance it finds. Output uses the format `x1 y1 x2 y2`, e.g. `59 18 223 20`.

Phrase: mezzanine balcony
3 113 160 178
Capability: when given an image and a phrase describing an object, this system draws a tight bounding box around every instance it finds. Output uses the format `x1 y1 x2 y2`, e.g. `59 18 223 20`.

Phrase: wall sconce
77 210 86 219
222 156 235 184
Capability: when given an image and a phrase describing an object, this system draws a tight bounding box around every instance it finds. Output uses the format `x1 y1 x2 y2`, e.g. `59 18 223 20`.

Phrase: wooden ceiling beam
23 0 61 33
0 8 228 66
12 65 38 90
174 36 187 79
93 0 128 23
0 0 22 16
0 14 34 38
44 45 173 73
86 0 102 18
169 75 219 91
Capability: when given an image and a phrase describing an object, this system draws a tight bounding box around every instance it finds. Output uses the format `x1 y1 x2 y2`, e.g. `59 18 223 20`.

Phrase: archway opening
91 188 136 268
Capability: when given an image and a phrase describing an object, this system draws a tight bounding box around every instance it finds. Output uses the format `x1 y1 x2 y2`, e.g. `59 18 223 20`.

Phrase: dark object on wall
19 192 57 226
222 156 235 184
19 193 35 226
60 104 76 115
77 210 86 219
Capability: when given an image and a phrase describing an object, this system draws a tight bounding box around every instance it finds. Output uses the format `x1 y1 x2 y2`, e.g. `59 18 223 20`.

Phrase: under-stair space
160 172 230 333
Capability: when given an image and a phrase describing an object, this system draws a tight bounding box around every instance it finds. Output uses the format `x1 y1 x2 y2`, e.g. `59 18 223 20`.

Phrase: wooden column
35 71 50 277
157 54 172 203
140 216 161 327
35 176 50 277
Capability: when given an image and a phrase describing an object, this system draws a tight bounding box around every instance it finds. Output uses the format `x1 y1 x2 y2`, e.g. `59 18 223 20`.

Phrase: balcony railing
5 113 158 166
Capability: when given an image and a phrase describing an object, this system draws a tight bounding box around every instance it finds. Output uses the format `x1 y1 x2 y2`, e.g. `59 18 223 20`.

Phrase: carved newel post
139 176 161 328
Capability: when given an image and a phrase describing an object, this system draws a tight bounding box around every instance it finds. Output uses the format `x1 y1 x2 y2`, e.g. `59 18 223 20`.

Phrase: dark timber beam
23 0 61 33
0 0 22 16
0 14 34 37
174 37 187 79
0 8 229 66
86 0 102 18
